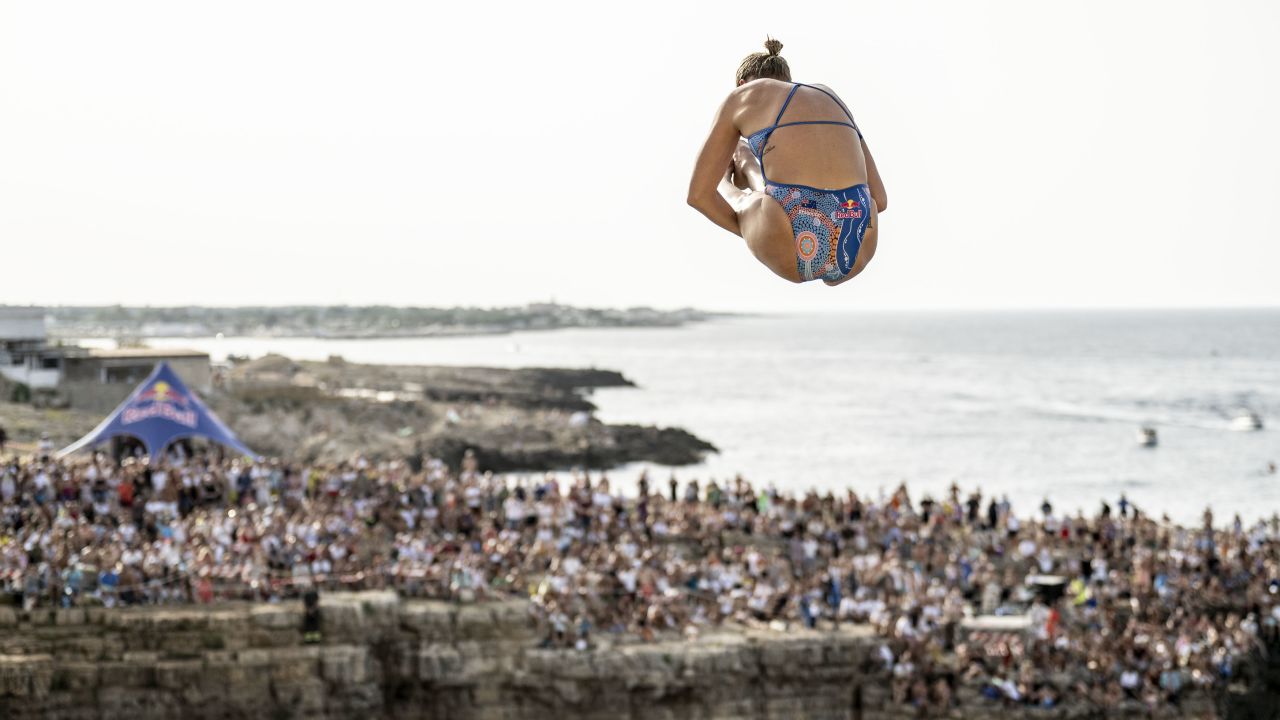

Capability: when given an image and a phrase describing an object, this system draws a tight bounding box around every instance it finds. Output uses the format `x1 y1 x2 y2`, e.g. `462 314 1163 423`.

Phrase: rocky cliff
0 592 880 720
0 593 1239 719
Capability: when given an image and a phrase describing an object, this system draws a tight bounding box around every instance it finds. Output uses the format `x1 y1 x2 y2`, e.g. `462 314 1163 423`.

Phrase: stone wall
0 593 1235 719
0 592 883 720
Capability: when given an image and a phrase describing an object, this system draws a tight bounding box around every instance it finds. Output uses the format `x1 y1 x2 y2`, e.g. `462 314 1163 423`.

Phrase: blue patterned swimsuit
745 83 872 285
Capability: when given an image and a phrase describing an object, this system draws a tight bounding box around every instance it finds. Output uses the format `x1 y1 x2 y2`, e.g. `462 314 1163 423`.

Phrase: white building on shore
0 306 68 389
1 307 211 411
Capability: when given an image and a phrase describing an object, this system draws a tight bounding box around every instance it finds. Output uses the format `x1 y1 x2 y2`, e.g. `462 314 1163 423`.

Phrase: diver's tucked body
687 40 887 286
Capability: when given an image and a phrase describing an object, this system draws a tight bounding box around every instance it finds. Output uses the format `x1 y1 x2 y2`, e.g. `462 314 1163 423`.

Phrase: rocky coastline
0 354 716 472
217 355 716 469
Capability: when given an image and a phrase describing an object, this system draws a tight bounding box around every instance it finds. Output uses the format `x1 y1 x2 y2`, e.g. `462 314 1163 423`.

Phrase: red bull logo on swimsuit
121 380 198 428
833 199 863 220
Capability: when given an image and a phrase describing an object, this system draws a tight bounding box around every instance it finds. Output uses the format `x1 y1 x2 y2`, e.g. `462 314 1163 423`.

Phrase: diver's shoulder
735 78 792 93
728 78 791 104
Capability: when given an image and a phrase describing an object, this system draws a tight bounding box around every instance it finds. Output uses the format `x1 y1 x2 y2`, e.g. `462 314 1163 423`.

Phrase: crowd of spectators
2 445 1277 715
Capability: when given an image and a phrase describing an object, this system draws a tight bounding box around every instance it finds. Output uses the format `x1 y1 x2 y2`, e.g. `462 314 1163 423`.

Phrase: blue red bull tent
58 361 257 458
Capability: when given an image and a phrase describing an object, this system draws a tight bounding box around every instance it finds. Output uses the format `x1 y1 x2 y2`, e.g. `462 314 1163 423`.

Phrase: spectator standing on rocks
303 584 322 643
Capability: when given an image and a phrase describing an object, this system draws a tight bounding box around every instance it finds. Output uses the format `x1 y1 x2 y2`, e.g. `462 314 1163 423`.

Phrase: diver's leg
718 167 801 283
731 139 766 192
718 165 753 213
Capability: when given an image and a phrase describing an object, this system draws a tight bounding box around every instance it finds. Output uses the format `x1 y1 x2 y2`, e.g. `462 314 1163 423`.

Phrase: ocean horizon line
6 301 1280 315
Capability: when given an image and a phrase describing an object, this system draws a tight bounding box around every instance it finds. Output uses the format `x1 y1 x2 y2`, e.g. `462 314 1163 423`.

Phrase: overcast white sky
2 1 1277 312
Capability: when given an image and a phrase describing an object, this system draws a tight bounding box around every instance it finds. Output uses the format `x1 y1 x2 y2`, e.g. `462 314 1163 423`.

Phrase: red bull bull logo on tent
121 379 198 427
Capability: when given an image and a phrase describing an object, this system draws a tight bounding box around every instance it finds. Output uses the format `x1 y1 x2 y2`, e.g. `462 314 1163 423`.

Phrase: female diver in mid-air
687 39 887 285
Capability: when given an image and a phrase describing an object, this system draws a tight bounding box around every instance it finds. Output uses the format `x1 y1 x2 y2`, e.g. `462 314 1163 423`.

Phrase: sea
83 310 1280 526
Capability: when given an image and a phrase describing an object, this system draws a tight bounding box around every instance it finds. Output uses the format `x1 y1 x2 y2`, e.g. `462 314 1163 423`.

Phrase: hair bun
763 38 783 56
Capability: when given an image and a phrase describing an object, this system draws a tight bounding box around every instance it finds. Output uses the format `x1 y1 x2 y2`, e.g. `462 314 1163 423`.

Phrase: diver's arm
687 94 744 236
863 140 887 213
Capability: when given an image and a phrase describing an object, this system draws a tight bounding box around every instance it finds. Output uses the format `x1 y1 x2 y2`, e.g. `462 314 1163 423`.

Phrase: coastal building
0 306 72 389
0 306 211 411
61 348 212 413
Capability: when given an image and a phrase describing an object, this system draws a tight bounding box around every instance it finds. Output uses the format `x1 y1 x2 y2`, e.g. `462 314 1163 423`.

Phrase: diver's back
738 79 868 191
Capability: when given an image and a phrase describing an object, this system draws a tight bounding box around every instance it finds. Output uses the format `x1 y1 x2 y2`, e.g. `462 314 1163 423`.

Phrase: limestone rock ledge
0 597 1228 720
0 593 888 720
5 591 1233 712
0 593 1218 719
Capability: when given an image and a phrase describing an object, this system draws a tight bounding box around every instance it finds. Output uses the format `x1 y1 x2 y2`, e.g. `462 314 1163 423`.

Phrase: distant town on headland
31 303 718 340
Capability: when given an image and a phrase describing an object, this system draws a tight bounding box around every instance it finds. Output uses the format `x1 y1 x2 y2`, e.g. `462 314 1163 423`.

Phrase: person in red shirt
1046 605 1061 639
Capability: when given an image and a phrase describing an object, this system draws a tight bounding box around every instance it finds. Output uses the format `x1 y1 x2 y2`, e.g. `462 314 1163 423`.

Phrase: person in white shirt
504 495 526 530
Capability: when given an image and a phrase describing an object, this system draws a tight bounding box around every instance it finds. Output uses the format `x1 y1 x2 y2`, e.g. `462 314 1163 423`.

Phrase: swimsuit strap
798 83 863 139
756 83 805 183
757 83 861 183
772 83 802 126
794 83 856 124
773 120 859 131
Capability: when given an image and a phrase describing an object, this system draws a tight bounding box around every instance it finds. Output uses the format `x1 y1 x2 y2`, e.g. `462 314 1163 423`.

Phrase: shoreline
217 355 717 468
39 303 737 344
0 353 719 472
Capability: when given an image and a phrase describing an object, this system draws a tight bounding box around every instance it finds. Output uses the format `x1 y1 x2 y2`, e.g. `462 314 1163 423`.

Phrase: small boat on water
1231 411 1264 432
1137 427 1158 448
